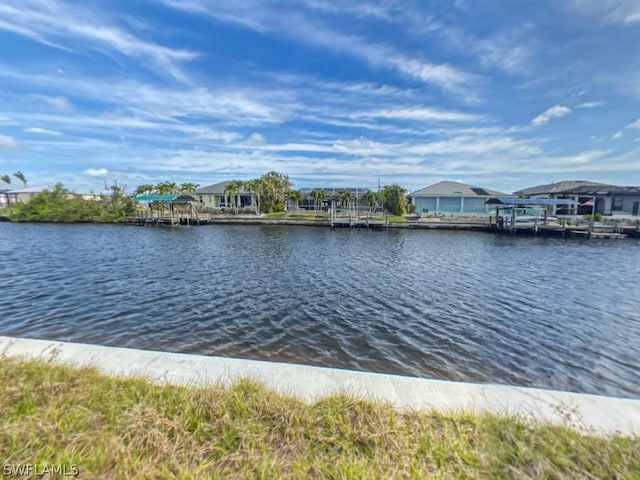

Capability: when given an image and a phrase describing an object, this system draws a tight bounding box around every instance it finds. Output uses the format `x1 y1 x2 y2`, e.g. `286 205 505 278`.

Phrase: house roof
7 185 48 194
134 194 197 202
410 181 509 197
195 181 252 195
486 197 577 206
298 187 371 197
560 185 640 196
516 180 609 196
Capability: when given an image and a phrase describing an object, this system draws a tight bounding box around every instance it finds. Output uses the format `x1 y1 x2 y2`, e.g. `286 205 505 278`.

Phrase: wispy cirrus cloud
23 127 63 136
531 105 572 126
160 0 479 97
565 0 640 24
353 106 482 122
629 118 640 129
36 95 73 110
0 0 198 81
577 101 606 108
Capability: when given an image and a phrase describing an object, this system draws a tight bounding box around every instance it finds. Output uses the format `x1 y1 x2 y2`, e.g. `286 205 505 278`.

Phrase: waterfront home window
612 197 623 211
199 196 203 203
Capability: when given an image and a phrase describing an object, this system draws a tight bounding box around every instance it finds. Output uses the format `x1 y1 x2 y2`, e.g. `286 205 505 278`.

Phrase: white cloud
0 134 19 148
0 0 198 82
566 0 640 24
23 127 63 136
242 132 267 146
159 0 478 96
36 95 73 110
578 101 606 108
354 106 482 122
475 30 534 75
531 105 572 126
612 131 624 139
628 119 640 129
82 168 109 177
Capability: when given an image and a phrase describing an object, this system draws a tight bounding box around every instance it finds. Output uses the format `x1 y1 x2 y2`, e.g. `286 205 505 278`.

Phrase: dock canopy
485 197 576 206
134 194 197 202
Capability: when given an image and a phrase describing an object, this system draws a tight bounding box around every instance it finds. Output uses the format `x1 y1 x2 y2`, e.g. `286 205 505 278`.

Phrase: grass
383 215 406 223
262 212 329 220
1 358 639 479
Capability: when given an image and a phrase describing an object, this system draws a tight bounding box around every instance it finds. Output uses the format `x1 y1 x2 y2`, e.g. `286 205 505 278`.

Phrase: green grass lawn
262 212 329 219
1 358 638 479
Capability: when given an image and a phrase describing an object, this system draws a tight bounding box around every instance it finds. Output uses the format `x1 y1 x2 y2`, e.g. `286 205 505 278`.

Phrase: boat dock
330 217 388 230
124 216 200 227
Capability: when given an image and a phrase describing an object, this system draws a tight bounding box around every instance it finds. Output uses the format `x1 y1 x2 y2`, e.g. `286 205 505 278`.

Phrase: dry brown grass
1 358 638 479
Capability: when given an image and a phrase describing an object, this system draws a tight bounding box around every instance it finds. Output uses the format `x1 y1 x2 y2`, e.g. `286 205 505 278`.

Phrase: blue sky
0 0 639 194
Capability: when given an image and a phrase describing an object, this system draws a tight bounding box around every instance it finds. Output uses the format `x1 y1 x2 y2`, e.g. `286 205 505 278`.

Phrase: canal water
0 223 638 398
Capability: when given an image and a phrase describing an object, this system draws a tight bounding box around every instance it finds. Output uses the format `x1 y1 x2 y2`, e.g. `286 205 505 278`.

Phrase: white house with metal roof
0 179 11 207
409 181 511 215
3 185 48 206
195 181 254 210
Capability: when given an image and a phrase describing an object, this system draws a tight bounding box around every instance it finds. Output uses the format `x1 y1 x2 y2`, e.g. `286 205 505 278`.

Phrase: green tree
13 171 27 187
362 191 378 214
257 172 291 213
336 190 353 215
100 181 135 222
244 179 263 214
180 182 199 194
155 182 178 194
380 184 407 216
224 180 244 214
287 189 303 211
311 189 327 213
134 184 155 196
1 174 10 184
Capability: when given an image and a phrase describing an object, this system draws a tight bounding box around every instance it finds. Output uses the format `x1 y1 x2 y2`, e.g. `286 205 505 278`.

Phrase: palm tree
155 182 178 194
224 180 244 214
337 190 353 216
362 190 378 215
0 174 10 184
13 171 27 187
311 189 326 213
244 179 262 214
180 182 199 194
287 189 303 212
134 184 154 196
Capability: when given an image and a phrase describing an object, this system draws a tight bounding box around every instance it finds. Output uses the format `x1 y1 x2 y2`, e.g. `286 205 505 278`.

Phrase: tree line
4 169 410 222
10 182 135 223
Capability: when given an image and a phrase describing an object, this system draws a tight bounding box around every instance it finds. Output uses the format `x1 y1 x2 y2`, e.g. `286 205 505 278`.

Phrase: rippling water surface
1 223 639 398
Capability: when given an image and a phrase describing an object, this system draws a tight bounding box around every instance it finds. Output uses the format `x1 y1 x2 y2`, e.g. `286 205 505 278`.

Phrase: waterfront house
195 181 255 210
409 181 511 215
0 179 10 207
4 185 48 205
516 181 640 216
295 187 372 211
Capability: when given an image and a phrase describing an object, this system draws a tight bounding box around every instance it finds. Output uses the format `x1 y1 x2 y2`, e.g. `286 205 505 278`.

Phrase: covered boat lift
485 197 577 233
130 194 199 227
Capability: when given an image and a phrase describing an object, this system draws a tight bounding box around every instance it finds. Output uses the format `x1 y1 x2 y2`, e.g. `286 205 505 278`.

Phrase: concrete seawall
2 336 639 436
203 217 489 230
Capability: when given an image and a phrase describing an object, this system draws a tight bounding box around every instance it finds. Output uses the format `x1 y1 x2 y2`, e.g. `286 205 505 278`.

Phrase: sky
0 0 639 194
